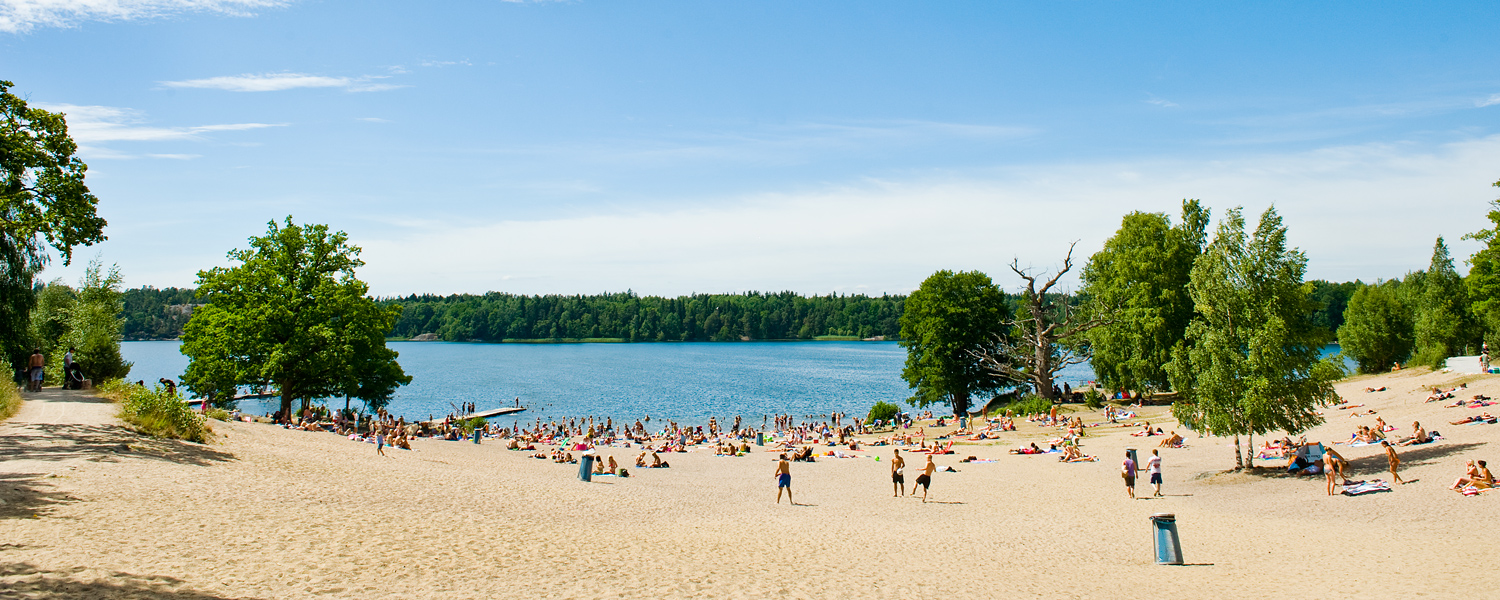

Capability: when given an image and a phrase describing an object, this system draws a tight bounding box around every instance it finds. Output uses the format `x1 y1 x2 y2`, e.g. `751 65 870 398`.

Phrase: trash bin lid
1150 513 1175 520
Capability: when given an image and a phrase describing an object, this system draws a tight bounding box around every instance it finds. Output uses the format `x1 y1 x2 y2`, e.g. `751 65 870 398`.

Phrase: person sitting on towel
1158 432 1184 448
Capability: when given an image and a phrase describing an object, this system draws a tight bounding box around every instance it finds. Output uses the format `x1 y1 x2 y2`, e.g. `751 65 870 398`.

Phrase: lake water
120 341 1099 423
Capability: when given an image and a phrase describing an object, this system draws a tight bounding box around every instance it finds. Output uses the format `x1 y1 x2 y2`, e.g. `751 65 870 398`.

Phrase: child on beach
1382 441 1405 484
375 430 387 457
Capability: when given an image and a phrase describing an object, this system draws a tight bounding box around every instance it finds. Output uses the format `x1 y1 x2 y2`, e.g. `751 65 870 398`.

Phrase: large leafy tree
1337 281 1415 373
1464 184 1500 349
1081 200 1208 393
1167 207 1343 469
899 270 1012 416
1412 237 1477 367
182 218 411 417
1 80 107 373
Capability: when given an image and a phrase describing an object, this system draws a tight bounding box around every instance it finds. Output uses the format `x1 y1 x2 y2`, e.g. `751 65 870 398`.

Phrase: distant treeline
384 291 905 341
117 283 1355 343
122 286 198 340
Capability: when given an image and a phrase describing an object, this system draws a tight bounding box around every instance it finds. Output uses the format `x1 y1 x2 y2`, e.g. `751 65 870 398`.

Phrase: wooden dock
424 406 526 424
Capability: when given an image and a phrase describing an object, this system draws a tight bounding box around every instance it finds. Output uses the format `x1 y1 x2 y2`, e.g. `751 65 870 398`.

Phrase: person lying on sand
1009 443 1044 455
1450 413 1496 425
1364 386 1387 393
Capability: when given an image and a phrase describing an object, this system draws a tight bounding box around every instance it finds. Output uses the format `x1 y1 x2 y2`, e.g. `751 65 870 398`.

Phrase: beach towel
1349 441 1381 447
1342 480 1392 496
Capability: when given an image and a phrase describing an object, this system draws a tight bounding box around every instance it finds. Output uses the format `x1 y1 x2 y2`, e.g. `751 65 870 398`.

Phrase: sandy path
2 371 1499 599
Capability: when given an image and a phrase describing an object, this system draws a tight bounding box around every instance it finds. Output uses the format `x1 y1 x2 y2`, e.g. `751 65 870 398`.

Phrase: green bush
1083 388 1104 409
460 416 488 434
205 408 231 421
1001 394 1055 416
0 384 20 422
100 379 211 443
867 400 901 425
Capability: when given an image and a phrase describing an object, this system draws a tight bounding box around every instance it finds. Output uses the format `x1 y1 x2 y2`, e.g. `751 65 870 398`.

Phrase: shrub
100 379 211 443
1001 394 1055 416
867 400 901 425
205 408 231 421
1083 388 1104 409
460 417 488 434
0 384 20 422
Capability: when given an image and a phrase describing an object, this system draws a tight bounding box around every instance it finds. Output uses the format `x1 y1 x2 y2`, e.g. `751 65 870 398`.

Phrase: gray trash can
1150 513 1183 565
578 454 595 482
756 431 764 446
472 429 481 444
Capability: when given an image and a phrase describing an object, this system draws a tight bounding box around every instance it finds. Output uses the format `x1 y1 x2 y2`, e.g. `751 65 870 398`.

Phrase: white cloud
356 117 390 123
1146 97 1180 108
36 103 282 157
146 153 200 159
160 72 407 93
419 59 472 67
1478 94 1500 108
0 0 286 33
354 135 1500 297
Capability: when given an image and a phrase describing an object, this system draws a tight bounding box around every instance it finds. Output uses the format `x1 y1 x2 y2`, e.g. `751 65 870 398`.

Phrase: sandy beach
3 367 1499 599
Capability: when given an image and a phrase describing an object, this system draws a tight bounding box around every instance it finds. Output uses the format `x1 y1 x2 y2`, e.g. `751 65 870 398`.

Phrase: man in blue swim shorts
775 453 793 504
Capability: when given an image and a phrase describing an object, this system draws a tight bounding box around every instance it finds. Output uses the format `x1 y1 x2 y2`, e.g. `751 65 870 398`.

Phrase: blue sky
7 1 1500 296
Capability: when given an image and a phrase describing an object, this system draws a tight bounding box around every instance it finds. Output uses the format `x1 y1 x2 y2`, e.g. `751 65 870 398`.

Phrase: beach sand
3 367 1499 599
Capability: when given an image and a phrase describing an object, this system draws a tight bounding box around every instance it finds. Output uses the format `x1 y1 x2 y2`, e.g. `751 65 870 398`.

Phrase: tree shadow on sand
1344 441 1488 475
0 422 235 468
0 473 81 519
0 560 263 600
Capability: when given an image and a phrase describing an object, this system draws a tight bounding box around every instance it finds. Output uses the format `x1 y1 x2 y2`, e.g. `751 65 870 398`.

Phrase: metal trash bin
1150 513 1183 565
472 429 481 444
578 454 595 482
756 432 764 446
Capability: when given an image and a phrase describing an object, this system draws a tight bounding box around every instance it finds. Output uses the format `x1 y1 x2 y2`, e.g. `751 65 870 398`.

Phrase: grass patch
205 407 231 421
97 379 212 443
0 384 20 422
812 335 861 341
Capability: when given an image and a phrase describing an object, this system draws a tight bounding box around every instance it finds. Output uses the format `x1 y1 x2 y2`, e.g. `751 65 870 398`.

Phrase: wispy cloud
1478 94 1500 108
1145 96 1179 108
0 0 286 33
419 59 472 68
146 153 201 160
160 72 408 93
356 117 391 123
36 103 283 157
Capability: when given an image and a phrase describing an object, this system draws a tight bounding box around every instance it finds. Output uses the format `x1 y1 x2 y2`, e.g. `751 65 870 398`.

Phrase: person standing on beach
27 348 44 392
916 454 936 503
1122 451 1136 499
891 449 906 497
375 428 387 457
775 454 793 504
1148 449 1163 497
1382 441 1405 484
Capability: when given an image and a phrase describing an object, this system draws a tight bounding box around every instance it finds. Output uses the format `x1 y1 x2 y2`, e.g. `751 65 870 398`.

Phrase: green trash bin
1151 513 1183 565
578 454 595 482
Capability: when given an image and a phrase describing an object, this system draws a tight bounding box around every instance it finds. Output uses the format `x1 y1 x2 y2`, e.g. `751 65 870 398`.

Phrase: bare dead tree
972 242 1113 401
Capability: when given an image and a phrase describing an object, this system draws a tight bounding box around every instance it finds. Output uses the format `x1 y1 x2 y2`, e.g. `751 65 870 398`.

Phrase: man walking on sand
892 449 906 497
27 348 44 393
1123 451 1136 499
775 453 793 504
1148 449 1163 497
1382 441 1406 484
916 454 936 503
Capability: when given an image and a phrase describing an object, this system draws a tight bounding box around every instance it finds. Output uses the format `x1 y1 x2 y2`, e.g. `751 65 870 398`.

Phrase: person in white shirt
1148 449 1163 497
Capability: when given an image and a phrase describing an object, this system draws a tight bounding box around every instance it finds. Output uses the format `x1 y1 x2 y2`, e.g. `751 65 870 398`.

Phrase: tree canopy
1 80 107 372
1337 281 1414 373
1167 207 1343 469
898 270 1012 416
1081 200 1208 393
1412 237 1478 367
181 218 411 417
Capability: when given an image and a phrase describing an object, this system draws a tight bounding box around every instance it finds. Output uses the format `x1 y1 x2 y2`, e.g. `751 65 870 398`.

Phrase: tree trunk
1247 432 1254 469
952 391 970 417
278 394 293 423
1233 434 1244 470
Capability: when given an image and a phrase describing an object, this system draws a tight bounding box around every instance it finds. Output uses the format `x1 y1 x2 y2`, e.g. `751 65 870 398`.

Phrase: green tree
1412 237 1477 367
898 270 1012 416
1 80 107 373
56 259 131 382
182 218 411 417
1463 184 1500 349
1167 207 1343 469
1337 281 1415 373
1308 280 1359 336
1082 200 1209 393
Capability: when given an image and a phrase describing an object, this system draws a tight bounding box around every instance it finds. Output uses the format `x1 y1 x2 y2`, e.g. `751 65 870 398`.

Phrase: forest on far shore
115 281 1357 343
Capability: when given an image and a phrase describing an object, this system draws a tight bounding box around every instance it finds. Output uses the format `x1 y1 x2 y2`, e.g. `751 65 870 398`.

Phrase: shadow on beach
1344 441 1488 474
0 560 261 600
0 422 235 468
0 473 80 519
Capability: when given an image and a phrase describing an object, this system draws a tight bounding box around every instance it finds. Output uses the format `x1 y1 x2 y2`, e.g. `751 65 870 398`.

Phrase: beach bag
618 469 629 478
